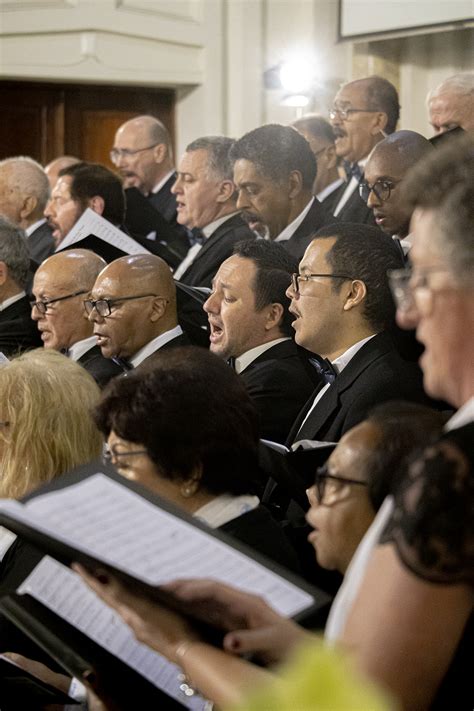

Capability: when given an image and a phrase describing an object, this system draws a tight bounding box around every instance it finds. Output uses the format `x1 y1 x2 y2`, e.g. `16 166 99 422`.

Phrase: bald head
364 130 433 237
45 156 80 190
0 157 50 228
112 116 174 194
89 254 178 359
32 249 107 350
428 73 474 135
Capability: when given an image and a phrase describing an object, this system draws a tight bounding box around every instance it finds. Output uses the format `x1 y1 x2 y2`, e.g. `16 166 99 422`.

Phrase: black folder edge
0 460 332 627
0 593 185 709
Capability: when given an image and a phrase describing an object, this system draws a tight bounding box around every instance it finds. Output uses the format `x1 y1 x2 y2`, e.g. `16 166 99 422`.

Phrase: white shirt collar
235 337 291 374
275 198 314 243
130 325 183 367
202 211 240 239
68 335 98 362
151 170 175 195
0 291 26 312
316 178 343 203
25 217 48 237
194 494 260 528
331 334 376 374
445 396 474 431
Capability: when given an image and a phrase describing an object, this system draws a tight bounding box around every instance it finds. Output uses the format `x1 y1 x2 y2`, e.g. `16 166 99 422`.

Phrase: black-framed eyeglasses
109 143 160 164
30 290 88 315
291 273 353 294
329 107 380 121
359 179 400 203
84 293 162 317
102 447 149 466
314 464 367 504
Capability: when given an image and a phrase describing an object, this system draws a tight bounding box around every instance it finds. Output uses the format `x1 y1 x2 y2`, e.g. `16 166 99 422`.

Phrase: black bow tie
310 356 337 384
111 356 133 372
227 356 236 370
343 161 363 182
188 228 205 246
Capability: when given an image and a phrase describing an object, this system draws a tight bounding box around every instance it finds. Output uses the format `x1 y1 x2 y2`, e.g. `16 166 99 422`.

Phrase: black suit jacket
239 340 322 444
331 180 376 226
147 174 178 225
287 331 430 445
283 198 337 260
179 214 255 288
27 222 55 264
135 332 191 370
77 345 123 388
0 296 42 356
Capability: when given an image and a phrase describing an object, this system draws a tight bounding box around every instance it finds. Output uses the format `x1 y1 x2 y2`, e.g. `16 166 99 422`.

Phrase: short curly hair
94 347 262 496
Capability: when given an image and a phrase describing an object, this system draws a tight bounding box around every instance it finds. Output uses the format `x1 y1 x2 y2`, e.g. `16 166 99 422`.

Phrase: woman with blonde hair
0 348 102 499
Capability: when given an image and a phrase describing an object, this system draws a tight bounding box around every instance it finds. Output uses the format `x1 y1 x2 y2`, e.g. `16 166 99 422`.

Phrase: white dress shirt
130 325 183 367
274 198 314 243
151 170 175 195
194 494 260 528
0 291 26 312
316 178 343 203
333 157 368 217
173 211 240 280
234 337 291 374
68 335 98 362
25 217 48 237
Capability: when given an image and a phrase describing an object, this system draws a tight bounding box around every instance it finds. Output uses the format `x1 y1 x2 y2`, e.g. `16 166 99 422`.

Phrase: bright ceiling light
281 94 310 108
279 57 315 93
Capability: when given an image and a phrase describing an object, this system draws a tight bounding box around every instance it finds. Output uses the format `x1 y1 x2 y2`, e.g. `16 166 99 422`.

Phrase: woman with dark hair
94 345 299 572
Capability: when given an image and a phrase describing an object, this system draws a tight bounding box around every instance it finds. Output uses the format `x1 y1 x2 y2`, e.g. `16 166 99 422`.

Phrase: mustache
240 211 262 224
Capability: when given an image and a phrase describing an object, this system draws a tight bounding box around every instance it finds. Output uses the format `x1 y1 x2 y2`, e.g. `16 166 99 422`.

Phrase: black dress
380 422 474 710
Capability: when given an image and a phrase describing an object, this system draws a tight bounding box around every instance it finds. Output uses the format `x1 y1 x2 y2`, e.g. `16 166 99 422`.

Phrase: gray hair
427 72 474 103
0 156 50 212
185 136 236 182
0 216 31 289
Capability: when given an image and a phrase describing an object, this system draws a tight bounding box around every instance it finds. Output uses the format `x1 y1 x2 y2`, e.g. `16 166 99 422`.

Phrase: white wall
0 0 472 153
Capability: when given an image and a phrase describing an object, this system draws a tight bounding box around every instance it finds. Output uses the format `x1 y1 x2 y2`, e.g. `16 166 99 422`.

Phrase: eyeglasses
291 273 353 294
109 143 160 164
314 464 367 504
30 290 88 315
84 293 161 317
388 266 451 313
329 107 381 121
102 446 148 466
359 179 400 203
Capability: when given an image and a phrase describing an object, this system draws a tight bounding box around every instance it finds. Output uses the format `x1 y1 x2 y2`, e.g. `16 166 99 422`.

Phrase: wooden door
0 81 175 168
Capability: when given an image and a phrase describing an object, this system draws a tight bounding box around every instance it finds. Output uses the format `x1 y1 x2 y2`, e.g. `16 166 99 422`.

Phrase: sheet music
55 208 151 255
18 557 207 710
0 474 313 617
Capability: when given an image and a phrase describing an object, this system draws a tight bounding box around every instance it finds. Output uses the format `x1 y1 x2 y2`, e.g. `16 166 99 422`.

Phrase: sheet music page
55 208 151 254
18 557 207 710
2 473 313 617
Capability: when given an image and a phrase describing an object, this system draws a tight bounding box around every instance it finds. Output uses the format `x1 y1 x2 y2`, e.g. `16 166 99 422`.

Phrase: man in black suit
0 217 41 355
286 222 430 445
204 240 321 443
31 249 122 387
229 124 334 260
172 136 255 288
362 130 433 254
87 254 188 370
0 157 55 263
291 115 344 211
329 76 400 225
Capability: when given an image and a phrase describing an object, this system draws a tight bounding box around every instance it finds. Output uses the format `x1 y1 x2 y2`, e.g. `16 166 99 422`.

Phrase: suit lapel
189 214 240 264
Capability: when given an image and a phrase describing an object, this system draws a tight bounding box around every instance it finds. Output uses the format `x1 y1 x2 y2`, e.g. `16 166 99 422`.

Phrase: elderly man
87 254 188 369
172 136 255 287
330 76 400 224
285 222 429 445
291 115 343 210
362 130 433 252
0 157 54 263
0 217 41 355
31 249 122 386
44 162 125 249
428 72 474 135
204 240 320 443
44 155 80 191
229 124 333 258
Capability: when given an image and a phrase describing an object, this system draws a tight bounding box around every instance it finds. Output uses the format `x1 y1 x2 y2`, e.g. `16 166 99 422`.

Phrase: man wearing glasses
31 249 122 387
329 76 399 225
87 253 188 370
285 222 430 445
362 130 433 255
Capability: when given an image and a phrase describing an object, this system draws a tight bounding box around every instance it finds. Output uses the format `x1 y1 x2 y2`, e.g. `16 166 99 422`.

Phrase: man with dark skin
362 130 433 249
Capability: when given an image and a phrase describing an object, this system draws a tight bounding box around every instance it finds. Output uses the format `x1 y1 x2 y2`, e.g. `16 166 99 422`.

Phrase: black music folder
0 462 331 709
